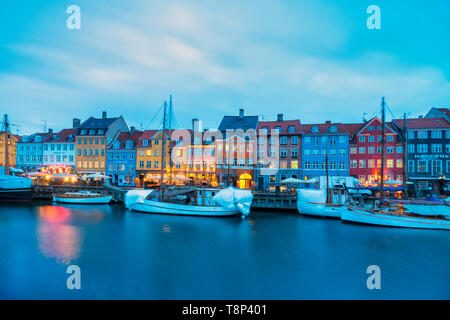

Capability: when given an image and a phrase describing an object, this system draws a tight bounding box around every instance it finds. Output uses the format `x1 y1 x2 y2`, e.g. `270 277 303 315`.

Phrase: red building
344 117 405 186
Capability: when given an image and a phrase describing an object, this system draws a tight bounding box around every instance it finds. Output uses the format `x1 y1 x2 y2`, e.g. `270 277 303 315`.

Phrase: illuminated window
359 160 366 168
396 159 403 168
387 159 394 168
368 160 375 168
280 160 287 169
291 160 298 169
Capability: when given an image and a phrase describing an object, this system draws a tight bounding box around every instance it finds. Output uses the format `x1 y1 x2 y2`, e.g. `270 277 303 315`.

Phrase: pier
32 185 297 210
32 185 127 202
251 192 297 210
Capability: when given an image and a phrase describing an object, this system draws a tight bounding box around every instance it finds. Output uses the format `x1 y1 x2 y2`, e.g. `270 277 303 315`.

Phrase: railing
251 191 297 210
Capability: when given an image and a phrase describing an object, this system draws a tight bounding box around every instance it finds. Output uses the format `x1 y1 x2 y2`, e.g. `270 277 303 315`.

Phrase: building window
387 159 394 168
368 147 375 154
431 144 442 153
408 160 414 173
368 135 375 142
359 160 366 168
350 147 357 154
291 136 298 144
280 160 287 169
418 160 427 173
431 130 442 139
368 160 375 168
280 136 287 144
417 144 428 153
418 131 428 139
359 147 365 154
291 160 298 169
387 147 394 153
312 161 319 170
291 148 298 157
329 162 336 170
407 144 415 153
339 162 345 170
396 159 403 168
359 136 365 143
350 160 357 168
304 162 310 170
431 160 442 176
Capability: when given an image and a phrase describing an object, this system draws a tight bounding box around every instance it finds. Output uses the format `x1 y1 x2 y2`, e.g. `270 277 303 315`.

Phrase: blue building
106 127 142 187
301 122 349 180
16 131 53 172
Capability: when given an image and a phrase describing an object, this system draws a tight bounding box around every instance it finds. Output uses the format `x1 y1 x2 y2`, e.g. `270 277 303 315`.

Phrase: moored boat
296 188 348 218
53 191 112 204
0 175 33 201
341 206 450 230
125 187 253 217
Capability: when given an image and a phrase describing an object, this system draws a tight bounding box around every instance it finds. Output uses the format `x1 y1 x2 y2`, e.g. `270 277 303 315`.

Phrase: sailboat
125 97 254 217
0 115 32 201
297 147 354 218
341 98 450 230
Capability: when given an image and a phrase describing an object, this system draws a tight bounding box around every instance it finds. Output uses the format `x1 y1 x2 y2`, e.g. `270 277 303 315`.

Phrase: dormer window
260 127 268 133
98 129 104 135
80 130 87 135
274 126 281 133
143 140 149 147
311 126 319 133
89 130 96 135
328 125 337 133
35 136 41 143
114 141 121 149
288 126 295 133
126 141 133 149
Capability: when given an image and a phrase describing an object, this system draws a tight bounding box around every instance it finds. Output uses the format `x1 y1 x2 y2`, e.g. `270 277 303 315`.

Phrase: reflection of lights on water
162 224 171 233
37 206 83 265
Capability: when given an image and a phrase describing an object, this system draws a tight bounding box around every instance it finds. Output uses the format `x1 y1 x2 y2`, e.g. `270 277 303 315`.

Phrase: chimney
277 113 283 122
48 128 53 134
418 115 423 119
325 120 331 124
239 108 244 119
73 118 81 129
130 126 136 135
102 111 107 119
192 119 202 132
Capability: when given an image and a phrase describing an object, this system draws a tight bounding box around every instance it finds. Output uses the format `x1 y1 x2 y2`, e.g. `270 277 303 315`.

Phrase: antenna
41 120 47 133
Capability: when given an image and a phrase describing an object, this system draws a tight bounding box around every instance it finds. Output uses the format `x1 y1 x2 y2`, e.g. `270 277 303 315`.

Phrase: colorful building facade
345 117 404 186
16 132 52 172
106 127 142 186
301 122 349 180
217 109 258 189
0 131 18 171
42 128 76 174
75 112 129 174
393 116 450 195
254 114 301 191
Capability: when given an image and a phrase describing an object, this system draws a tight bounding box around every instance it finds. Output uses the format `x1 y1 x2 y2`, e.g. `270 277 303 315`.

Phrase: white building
42 128 76 174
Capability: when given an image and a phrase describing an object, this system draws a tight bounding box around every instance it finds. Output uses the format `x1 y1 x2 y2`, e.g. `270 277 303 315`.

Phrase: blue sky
1 0 449 134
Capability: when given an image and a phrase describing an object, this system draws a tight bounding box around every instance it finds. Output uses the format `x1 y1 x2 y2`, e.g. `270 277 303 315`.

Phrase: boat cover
125 189 154 209
213 187 254 216
402 204 450 217
0 175 32 190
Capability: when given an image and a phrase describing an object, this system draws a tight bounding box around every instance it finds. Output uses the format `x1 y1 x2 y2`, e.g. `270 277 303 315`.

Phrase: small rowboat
53 191 112 204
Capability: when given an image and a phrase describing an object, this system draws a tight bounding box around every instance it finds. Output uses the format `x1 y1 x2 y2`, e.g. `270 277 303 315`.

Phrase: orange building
75 112 128 174
0 131 18 169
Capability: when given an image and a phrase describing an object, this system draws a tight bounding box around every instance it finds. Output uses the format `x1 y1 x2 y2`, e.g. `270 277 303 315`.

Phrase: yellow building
0 131 18 169
136 130 181 186
75 112 129 174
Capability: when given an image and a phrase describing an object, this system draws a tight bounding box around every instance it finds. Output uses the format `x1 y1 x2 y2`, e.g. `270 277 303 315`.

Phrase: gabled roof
342 123 364 138
301 122 348 135
108 130 143 150
393 117 450 129
352 117 397 135
136 129 174 148
436 108 450 118
257 119 301 133
218 115 259 132
51 129 76 143
79 116 120 129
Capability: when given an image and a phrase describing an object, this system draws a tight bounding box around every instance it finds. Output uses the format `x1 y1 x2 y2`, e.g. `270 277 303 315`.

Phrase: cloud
1 0 449 134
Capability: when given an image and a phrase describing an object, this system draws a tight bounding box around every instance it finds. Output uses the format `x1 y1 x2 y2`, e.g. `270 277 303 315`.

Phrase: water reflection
36 204 109 265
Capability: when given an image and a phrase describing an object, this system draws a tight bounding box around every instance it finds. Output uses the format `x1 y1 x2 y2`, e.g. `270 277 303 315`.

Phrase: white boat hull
341 208 450 230
53 195 112 204
129 199 241 216
297 201 344 218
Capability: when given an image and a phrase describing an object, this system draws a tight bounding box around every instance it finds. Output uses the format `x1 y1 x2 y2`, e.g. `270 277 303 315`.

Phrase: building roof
79 116 120 129
136 129 176 148
218 115 259 132
436 108 450 118
342 123 364 138
301 122 348 135
257 119 301 133
393 117 450 129
108 130 143 150
51 129 76 143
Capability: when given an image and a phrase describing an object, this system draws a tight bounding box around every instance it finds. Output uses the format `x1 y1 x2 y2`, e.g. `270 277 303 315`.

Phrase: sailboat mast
3 115 10 176
380 97 386 208
160 101 167 200
168 95 173 186
325 146 329 203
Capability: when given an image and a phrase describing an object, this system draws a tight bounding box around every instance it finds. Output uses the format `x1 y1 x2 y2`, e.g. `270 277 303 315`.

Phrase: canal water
0 202 448 299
